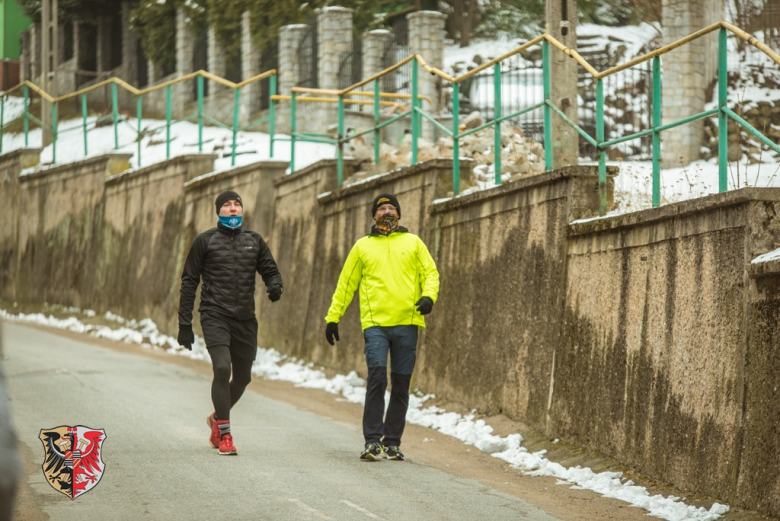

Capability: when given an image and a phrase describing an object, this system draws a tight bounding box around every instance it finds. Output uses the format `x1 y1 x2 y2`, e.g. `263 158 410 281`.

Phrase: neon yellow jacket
325 229 440 329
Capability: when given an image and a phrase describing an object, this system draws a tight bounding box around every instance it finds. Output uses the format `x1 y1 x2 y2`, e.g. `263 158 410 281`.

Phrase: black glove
266 284 283 302
415 297 434 315
177 325 194 350
325 322 340 346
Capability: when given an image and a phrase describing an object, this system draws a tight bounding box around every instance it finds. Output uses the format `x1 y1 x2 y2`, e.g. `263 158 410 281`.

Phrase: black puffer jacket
178 223 283 326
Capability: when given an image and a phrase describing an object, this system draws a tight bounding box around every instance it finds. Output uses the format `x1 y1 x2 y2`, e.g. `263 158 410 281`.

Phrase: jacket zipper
232 234 238 313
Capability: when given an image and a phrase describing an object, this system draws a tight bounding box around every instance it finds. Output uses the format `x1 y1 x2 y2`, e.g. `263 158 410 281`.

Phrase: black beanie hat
371 193 400 218
215 190 243 215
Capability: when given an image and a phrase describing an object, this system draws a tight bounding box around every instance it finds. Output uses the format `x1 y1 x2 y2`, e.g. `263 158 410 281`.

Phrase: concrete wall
10 154 132 309
0 149 41 300
742 256 780 515
559 189 780 513
0 151 284 337
259 158 460 367
422 168 613 425
3 146 780 516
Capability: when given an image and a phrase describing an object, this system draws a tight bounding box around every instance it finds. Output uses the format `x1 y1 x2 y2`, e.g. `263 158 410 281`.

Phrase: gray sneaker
385 446 404 460
360 442 384 461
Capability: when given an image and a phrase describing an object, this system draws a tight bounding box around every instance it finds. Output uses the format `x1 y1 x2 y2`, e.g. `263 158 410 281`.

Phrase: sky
0 306 729 521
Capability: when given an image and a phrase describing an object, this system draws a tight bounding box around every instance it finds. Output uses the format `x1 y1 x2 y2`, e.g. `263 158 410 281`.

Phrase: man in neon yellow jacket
325 193 440 461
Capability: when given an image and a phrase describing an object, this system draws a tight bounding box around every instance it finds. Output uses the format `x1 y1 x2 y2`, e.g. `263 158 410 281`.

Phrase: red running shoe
207 412 220 449
218 434 237 456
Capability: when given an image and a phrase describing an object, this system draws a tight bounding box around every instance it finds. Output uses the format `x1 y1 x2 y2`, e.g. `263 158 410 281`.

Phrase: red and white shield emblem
39 426 107 499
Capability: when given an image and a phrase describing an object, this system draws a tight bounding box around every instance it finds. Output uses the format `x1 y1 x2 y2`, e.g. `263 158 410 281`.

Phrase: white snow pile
565 158 780 224
0 306 729 521
752 247 780 264
2 113 335 176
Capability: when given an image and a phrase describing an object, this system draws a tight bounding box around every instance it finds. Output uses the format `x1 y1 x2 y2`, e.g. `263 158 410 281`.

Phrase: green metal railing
276 20 780 216
2 21 779 216
0 69 278 168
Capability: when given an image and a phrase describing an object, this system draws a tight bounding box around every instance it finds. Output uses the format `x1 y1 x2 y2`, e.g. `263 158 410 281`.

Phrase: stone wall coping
320 6 352 13
430 165 616 215
316 158 458 205
0 148 41 171
20 153 134 182
0 148 42 163
409 11 448 19
184 160 288 190
569 187 780 237
273 158 360 187
107 154 218 185
748 257 780 279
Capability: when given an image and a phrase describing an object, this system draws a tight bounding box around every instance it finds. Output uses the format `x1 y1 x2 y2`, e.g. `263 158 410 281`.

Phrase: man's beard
376 214 399 234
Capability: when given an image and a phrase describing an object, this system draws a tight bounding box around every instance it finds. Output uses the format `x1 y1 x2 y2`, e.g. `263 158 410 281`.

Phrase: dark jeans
362 325 418 447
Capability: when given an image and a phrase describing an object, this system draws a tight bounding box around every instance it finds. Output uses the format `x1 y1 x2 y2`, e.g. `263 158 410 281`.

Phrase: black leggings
209 346 253 421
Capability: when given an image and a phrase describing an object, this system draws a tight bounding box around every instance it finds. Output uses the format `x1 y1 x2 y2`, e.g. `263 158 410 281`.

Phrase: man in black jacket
177 190 283 456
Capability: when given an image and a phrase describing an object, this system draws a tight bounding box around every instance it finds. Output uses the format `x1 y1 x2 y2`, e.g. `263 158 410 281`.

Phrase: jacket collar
217 221 242 236
369 225 409 237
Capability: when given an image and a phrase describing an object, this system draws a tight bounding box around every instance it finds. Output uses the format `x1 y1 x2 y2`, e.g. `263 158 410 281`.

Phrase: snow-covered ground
2 108 334 175
444 21 660 72
0 306 728 521
441 20 780 213
6 105 780 221
1 20 777 217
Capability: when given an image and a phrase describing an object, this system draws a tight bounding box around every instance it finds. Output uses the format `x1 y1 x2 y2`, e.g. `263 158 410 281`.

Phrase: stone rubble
343 110 546 188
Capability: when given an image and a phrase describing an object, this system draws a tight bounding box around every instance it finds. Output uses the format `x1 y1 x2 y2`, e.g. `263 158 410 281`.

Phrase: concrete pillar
72 23 81 72
363 29 393 79
362 30 393 117
317 7 352 90
118 2 139 109
546 0 579 169
408 11 447 140
174 8 194 116
175 8 194 78
147 60 165 85
207 26 227 79
661 0 723 167
20 30 30 82
316 7 352 132
205 25 232 125
30 23 41 82
96 15 112 75
277 24 307 134
121 2 138 85
241 11 262 117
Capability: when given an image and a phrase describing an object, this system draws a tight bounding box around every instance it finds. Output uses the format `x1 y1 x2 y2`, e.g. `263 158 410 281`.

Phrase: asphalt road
3 322 562 521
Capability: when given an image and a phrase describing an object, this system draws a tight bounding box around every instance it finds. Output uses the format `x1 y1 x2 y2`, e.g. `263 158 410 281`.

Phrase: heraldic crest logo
39 425 107 499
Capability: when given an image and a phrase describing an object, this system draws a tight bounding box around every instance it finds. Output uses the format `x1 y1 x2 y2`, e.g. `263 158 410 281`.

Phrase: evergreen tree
130 0 207 75
19 0 121 23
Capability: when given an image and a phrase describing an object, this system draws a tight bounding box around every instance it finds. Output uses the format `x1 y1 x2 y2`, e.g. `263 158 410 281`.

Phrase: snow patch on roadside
0 308 728 521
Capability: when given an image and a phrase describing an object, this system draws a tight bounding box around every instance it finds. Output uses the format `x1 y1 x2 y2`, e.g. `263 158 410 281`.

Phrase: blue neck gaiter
218 215 243 230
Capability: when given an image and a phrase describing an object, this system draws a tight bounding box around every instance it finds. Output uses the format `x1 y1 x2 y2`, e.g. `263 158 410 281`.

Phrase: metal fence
457 53 545 143
260 45 279 111
298 17 318 89
381 16 410 95
337 35 363 90
5 23 779 218
578 54 654 161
